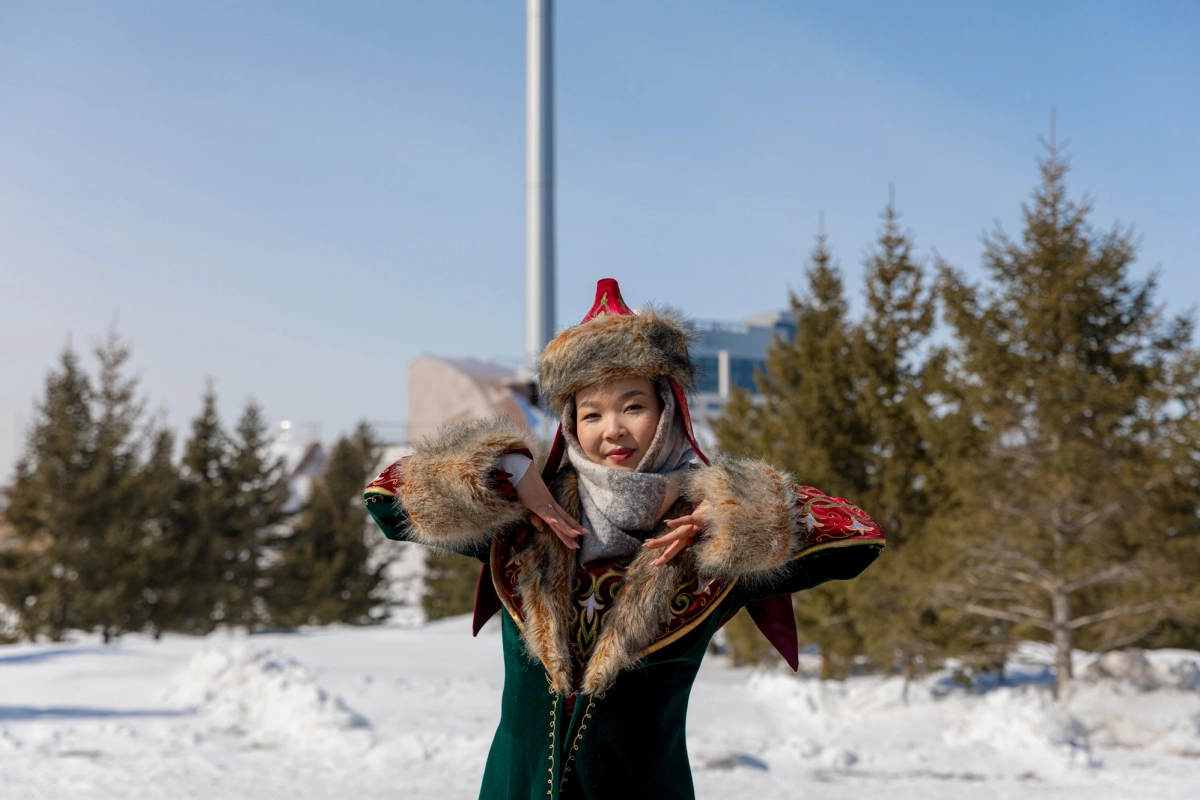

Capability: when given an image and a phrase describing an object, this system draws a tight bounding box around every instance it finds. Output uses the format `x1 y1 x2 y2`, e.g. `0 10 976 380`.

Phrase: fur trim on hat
681 456 801 579
396 415 535 551
536 307 697 415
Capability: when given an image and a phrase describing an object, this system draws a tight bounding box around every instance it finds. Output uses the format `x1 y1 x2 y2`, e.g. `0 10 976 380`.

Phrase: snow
164 646 373 752
3 618 1199 799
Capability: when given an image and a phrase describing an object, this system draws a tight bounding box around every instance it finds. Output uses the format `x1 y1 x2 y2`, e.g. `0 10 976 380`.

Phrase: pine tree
938 138 1200 695
716 232 871 488
835 203 977 681
161 388 288 632
265 422 391 626
854 201 936 545
715 210 972 679
1 346 95 639
714 232 876 676
422 550 481 621
219 401 289 627
0 333 161 641
159 384 229 634
73 332 154 641
139 424 181 637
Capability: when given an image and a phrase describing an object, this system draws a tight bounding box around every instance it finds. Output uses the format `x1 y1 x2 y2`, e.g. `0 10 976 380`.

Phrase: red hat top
580 277 634 322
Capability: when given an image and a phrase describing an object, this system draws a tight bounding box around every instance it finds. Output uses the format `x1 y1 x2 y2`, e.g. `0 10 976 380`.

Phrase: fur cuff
397 416 536 551
681 456 799 579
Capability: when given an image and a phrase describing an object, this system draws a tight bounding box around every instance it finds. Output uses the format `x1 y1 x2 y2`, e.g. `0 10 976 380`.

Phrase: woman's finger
544 516 576 542
665 512 708 530
548 522 579 549
652 538 688 566
544 501 586 537
546 515 582 542
555 521 582 548
554 502 588 536
653 526 703 565
645 526 694 549
643 529 677 549
548 512 586 549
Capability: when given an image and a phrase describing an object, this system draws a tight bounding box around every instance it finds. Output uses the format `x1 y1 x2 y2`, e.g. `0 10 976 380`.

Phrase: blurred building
691 310 795 419
270 422 326 515
407 356 545 445
399 309 793 453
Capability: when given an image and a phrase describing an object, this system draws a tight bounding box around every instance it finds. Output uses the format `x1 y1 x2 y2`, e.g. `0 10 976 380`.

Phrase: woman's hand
645 500 712 566
514 467 589 550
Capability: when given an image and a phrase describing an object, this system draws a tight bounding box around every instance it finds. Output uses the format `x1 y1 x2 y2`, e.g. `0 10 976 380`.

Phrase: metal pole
525 0 555 370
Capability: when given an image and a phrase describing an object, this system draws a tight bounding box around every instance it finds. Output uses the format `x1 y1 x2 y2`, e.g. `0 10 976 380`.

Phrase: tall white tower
525 0 555 370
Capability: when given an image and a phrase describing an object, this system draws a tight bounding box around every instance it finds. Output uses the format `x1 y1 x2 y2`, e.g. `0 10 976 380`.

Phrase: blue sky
2 1 1197 474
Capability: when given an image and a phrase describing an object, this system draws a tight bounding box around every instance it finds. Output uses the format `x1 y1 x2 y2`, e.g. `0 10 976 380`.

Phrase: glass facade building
690 310 796 419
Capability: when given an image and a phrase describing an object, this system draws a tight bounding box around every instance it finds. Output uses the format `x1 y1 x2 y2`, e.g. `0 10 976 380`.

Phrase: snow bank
733 647 1200 778
5 625 1200 800
944 685 1095 767
742 671 1092 775
166 645 373 752
1070 649 1200 756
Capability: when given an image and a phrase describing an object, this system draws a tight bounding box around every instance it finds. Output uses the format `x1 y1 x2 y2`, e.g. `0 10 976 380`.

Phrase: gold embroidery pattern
571 565 625 660
660 573 724 636
559 691 603 794
545 674 557 797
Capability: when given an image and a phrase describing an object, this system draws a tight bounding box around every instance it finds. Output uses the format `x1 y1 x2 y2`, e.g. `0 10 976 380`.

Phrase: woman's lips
605 447 635 463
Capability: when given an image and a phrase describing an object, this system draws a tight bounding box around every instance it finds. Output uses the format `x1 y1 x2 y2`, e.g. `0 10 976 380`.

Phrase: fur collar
506 467 703 696
491 455 818 696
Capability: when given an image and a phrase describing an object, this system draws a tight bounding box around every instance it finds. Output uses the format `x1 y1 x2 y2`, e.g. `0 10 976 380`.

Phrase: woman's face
575 378 663 472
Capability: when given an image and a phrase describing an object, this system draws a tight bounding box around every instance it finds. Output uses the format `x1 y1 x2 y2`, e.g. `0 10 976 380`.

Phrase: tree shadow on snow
0 647 122 666
930 664 1056 698
0 705 192 722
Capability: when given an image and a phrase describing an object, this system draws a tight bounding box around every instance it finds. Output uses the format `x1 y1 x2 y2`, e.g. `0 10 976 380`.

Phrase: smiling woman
574 379 662 470
561 374 704 568
364 279 886 799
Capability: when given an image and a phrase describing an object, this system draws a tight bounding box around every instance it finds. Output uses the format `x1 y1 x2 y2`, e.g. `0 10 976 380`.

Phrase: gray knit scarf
564 379 696 565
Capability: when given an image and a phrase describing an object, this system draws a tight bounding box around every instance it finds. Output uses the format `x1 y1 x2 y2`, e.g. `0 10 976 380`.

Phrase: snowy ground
3 616 1199 799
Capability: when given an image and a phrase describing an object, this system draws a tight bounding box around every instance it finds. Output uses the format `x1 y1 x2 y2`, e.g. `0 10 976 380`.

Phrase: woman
364 279 885 800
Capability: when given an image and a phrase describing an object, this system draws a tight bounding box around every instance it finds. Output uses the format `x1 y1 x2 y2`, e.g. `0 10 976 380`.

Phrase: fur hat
536 278 697 416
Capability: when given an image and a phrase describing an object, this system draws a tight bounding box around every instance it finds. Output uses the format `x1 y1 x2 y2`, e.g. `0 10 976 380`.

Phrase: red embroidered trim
365 457 405 496
793 486 885 550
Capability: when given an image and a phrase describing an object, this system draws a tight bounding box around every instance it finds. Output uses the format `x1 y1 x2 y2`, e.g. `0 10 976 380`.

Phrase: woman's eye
582 413 600 421
625 404 643 412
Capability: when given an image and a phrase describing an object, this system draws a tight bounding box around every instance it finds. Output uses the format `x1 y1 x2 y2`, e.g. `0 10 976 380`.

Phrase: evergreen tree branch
1061 563 1136 594
965 603 1053 631
1068 603 1156 631
1056 502 1123 535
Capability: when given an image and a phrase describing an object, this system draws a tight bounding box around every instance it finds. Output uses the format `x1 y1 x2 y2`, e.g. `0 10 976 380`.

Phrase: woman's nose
603 418 625 440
